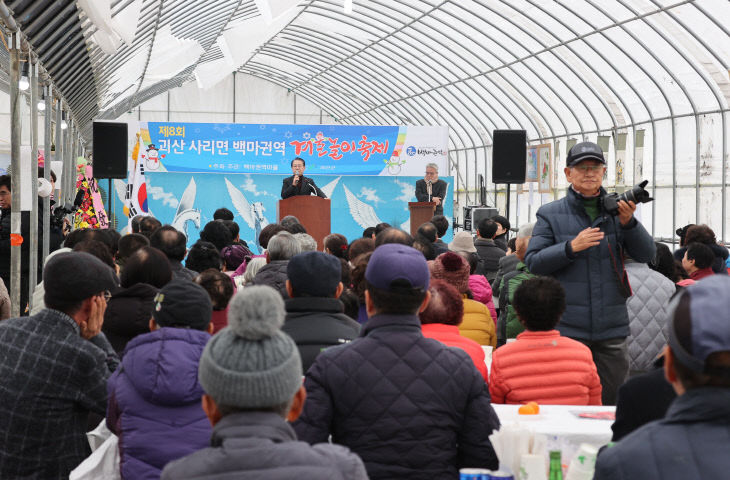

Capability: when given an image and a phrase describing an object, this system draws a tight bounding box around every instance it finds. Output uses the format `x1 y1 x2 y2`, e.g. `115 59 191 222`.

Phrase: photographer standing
525 142 655 405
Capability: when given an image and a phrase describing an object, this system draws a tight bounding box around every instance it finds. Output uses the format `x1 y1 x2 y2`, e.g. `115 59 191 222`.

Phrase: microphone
308 181 317 196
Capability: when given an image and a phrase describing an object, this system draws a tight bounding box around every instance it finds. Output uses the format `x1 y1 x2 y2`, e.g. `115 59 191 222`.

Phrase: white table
492 404 615 460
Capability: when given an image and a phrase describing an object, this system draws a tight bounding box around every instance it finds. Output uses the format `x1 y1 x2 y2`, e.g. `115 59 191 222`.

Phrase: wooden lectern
278 196 331 251
408 202 436 237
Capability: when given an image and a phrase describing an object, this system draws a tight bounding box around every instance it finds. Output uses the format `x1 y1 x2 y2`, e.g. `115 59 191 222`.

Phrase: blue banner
135 122 448 176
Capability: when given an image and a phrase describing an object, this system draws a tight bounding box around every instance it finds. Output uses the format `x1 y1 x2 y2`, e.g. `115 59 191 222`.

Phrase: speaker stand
505 183 511 225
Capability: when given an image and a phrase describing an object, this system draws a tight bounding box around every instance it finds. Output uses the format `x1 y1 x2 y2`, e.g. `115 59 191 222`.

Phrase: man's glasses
573 164 604 173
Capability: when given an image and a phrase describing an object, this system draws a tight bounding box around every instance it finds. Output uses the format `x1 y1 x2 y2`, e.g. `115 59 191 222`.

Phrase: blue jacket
293 313 500 479
525 187 655 340
107 327 212 480
595 387 730 479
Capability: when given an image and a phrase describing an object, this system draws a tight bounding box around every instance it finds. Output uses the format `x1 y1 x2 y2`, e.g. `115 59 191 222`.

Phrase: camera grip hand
617 200 636 226
570 227 604 253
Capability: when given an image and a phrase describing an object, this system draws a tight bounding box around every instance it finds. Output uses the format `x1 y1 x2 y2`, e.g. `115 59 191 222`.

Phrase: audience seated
220 244 250 276
494 222 536 344
492 215 510 252
347 237 374 265
595 276 730 478
294 232 317 252
293 244 499 478
232 223 284 276
374 227 413 247
430 252 496 347
103 246 172 356
138 216 162 238
489 276 602 405
430 214 450 257
649 241 683 283
678 242 715 286
115 233 150 270
324 233 348 259
349 251 373 324
186 241 222 273
0 252 118 478
282 251 360 372
414 222 438 260
161 286 368 479
455 249 498 324
420 279 488 382
242 257 266 286
73 239 116 271
107 280 214 479
195 269 235 333
213 207 234 221
625 253 676 375
673 224 728 274
611 361 676 441
250 231 301 298
473 219 505 283
150 226 198 281
199 220 233 252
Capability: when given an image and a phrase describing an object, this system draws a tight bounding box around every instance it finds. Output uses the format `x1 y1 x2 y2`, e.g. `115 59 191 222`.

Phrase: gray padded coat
162 411 368 480
625 261 676 373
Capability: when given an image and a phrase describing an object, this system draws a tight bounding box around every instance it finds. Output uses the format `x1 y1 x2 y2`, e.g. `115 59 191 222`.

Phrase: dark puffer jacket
282 297 360 372
525 187 655 341
474 238 506 282
595 387 730 479
293 313 500 479
103 283 159 356
250 260 289 298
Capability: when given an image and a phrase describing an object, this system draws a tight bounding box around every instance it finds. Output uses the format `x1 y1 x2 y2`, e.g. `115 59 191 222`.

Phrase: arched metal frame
0 0 727 242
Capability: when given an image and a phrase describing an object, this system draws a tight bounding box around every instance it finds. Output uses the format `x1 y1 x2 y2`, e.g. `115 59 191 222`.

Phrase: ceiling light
18 62 29 91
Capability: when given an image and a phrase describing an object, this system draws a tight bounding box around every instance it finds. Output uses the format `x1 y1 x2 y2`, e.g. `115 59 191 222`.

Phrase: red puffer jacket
489 330 602 405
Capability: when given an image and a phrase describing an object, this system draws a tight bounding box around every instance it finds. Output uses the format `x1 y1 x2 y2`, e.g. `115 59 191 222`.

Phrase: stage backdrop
112 172 453 253
112 121 452 251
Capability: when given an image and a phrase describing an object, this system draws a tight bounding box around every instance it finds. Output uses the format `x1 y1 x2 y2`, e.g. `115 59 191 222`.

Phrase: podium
408 202 436 236
278 196 331 251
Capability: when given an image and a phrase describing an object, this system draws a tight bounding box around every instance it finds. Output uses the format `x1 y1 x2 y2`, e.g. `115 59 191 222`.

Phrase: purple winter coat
107 327 212 480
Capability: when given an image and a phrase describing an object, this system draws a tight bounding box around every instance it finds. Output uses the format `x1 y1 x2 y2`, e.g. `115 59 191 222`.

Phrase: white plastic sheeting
3 0 728 244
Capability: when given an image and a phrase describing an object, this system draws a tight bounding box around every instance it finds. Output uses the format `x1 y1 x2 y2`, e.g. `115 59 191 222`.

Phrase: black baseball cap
566 142 606 167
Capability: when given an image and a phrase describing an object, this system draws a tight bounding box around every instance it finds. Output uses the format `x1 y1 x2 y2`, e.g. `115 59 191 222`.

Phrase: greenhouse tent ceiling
0 0 728 147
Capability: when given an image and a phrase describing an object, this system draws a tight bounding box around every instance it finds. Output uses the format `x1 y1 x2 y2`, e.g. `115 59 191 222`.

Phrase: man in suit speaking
281 157 327 199
415 163 448 215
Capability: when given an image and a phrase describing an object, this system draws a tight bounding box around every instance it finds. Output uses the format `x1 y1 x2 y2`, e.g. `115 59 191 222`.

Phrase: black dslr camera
603 180 653 216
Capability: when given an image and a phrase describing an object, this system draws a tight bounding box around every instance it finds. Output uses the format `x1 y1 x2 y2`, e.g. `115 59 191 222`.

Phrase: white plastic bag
69 432 121 480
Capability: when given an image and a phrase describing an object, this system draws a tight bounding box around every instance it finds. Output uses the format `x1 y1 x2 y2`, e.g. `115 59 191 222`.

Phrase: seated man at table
294 244 500 479
490 276 602 405
594 275 730 479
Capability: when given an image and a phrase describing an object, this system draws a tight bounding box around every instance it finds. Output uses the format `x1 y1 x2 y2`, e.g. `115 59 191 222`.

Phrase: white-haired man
415 163 448 216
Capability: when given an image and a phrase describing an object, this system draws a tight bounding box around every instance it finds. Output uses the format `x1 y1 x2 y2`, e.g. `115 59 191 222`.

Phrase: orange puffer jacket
458 297 496 348
489 330 602 405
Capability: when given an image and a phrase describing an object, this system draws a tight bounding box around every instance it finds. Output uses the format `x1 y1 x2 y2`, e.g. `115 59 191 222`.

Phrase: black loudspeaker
93 121 128 178
492 129 526 184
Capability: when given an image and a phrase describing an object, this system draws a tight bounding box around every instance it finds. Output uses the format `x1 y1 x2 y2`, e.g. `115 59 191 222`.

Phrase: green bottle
548 450 563 480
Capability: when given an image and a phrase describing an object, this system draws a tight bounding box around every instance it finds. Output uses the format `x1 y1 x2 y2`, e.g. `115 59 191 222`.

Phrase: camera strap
606 225 633 299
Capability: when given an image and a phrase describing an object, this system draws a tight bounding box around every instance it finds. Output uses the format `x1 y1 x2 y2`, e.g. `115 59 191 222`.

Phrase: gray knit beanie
198 285 302 409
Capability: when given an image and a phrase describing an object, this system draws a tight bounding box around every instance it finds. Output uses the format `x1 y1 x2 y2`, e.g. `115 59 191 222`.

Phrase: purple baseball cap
667 275 730 373
365 244 429 291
